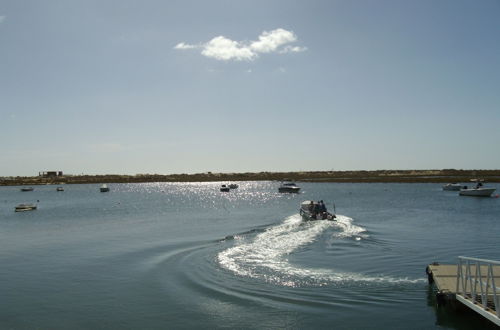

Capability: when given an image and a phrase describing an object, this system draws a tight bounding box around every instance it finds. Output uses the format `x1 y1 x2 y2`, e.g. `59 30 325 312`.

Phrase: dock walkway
427 257 500 326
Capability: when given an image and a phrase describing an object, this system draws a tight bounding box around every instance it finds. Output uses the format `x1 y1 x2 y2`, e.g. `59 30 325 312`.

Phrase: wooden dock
427 257 500 327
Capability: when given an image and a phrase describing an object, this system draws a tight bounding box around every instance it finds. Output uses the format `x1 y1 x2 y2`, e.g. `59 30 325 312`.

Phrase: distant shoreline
2 169 500 186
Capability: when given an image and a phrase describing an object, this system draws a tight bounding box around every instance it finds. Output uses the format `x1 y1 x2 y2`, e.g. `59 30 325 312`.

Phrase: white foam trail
218 214 424 287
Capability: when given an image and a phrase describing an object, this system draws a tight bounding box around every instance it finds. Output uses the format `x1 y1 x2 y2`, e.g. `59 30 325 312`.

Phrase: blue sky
1 0 499 176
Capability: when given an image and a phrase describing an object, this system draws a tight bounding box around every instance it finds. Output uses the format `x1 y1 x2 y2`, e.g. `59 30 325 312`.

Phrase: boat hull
459 188 496 197
443 184 462 191
15 204 37 212
300 209 336 221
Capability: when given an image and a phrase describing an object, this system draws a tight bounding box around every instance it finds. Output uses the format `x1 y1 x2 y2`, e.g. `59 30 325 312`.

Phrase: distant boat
56 187 64 191
278 181 300 193
21 187 34 192
442 183 462 191
459 187 496 197
228 184 239 189
15 203 37 212
100 184 110 192
459 179 496 197
220 184 230 192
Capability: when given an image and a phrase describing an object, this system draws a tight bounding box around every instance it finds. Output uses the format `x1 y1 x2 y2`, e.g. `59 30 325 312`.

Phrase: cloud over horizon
174 28 306 61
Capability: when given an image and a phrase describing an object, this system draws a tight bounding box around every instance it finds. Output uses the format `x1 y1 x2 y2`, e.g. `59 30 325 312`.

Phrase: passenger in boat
308 201 314 212
314 202 321 214
476 182 483 188
319 200 327 213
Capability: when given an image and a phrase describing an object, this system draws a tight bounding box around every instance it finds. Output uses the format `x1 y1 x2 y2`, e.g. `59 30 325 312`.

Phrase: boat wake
218 214 424 287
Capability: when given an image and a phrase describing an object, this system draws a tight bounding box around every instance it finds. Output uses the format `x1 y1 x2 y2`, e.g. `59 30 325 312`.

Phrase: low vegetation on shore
1 169 500 186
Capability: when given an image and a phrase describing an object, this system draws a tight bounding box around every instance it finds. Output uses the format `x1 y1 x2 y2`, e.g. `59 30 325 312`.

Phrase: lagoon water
1 182 499 329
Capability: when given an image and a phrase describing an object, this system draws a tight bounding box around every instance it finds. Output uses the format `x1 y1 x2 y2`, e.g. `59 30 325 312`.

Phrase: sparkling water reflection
1 182 499 329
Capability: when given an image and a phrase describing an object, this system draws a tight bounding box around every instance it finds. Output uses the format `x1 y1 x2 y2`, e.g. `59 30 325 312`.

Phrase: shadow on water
426 286 499 330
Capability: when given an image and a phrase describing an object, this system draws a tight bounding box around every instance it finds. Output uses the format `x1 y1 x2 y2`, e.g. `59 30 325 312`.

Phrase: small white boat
459 187 496 197
442 183 462 191
299 200 336 221
56 187 64 191
15 203 37 212
100 184 110 192
228 184 239 189
220 184 230 192
459 180 496 197
278 181 300 193
21 187 34 192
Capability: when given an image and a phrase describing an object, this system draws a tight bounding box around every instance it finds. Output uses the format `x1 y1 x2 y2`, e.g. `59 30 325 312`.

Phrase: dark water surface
1 182 499 329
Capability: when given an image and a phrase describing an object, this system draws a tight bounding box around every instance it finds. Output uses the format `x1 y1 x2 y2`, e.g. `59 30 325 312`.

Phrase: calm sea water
1 182 499 329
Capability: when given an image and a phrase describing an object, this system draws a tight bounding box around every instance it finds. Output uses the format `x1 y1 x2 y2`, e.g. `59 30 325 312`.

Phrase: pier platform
426 257 500 326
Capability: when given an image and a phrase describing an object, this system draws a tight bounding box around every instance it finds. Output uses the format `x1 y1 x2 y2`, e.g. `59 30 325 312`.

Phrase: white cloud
0 16 5 23
280 45 307 53
174 42 199 50
175 28 306 61
250 28 296 53
201 36 256 61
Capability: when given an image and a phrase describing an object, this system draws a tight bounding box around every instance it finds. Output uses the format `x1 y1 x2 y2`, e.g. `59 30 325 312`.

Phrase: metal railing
456 256 499 321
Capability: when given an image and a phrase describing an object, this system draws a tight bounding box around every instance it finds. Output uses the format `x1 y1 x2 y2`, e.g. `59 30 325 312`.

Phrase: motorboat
15 203 37 212
442 183 462 191
299 200 336 221
229 184 239 189
278 181 300 193
220 184 230 192
21 187 34 192
459 180 496 197
459 187 496 197
100 184 110 192
56 187 64 191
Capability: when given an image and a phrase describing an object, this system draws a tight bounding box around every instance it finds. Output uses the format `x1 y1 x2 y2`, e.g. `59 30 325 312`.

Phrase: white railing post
457 256 500 321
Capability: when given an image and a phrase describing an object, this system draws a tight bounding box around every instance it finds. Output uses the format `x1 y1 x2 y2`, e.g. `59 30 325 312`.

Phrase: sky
1 0 499 176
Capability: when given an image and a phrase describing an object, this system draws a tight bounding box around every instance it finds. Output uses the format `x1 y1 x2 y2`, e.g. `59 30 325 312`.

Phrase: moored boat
442 183 462 191
459 187 496 197
228 184 239 189
56 187 64 191
220 184 230 192
299 200 336 221
15 203 37 212
278 181 300 193
459 179 496 197
21 187 34 192
100 184 110 192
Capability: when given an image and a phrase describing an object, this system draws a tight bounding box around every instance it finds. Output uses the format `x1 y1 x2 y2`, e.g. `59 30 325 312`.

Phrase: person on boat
309 201 316 218
476 182 483 188
314 201 321 214
319 200 327 213
308 201 314 212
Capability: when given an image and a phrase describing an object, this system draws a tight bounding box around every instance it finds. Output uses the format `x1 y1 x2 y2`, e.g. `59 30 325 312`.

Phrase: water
1 182 498 329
